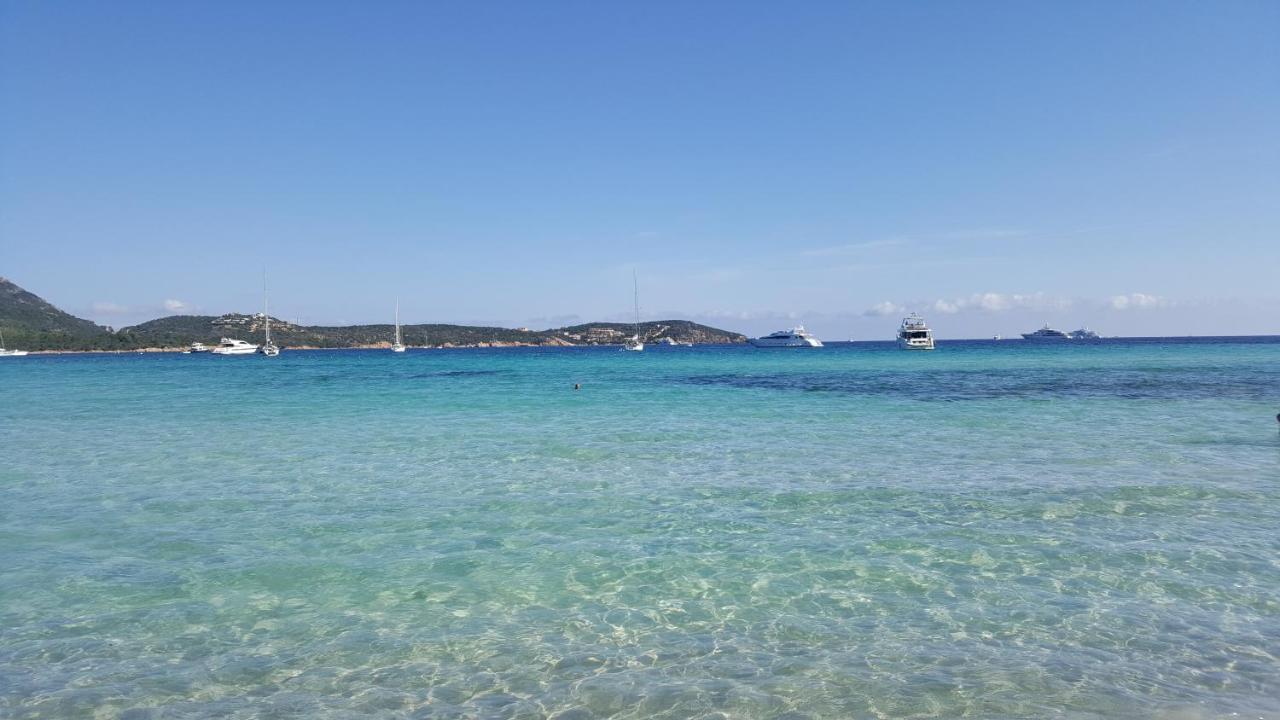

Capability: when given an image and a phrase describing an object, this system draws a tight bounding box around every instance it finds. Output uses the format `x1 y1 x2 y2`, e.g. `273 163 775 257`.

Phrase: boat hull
749 337 822 347
897 337 935 350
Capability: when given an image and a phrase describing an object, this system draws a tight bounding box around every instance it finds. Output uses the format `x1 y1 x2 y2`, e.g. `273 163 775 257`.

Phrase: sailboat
0 328 29 357
623 271 644 352
392 301 406 352
259 274 280 356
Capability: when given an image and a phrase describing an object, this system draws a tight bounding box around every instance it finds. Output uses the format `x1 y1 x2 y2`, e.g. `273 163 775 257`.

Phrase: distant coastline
1 277 748 352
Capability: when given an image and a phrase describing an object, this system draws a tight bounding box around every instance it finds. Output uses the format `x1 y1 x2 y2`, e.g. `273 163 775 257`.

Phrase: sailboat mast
395 301 402 345
263 273 271 344
633 270 640 338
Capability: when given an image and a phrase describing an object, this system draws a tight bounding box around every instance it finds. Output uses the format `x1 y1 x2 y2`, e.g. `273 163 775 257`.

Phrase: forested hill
0 277 112 349
0 277 105 335
0 278 747 351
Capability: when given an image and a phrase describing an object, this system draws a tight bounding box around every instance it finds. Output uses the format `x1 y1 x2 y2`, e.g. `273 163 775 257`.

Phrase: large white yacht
896 313 935 350
212 338 260 355
1021 325 1072 340
1069 328 1101 340
749 326 823 348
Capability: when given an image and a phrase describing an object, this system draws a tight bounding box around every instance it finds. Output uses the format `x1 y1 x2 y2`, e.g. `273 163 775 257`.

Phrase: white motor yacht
185 342 211 354
749 326 823 348
1069 328 1101 340
212 338 260 355
897 313 935 350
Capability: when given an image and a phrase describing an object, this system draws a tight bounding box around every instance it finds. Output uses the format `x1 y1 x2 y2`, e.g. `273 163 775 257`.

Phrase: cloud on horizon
930 292 1073 315
863 301 906 317
856 291 1176 321
1109 293 1168 310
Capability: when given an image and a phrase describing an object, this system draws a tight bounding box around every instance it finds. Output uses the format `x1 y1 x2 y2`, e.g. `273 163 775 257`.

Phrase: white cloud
972 292 1010 311
863 301 906 317
1110 293 1167 310
924 292 1069 315
164 299 190 313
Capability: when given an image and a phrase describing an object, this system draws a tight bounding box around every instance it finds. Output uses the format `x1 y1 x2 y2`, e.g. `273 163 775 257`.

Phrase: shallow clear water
2 340 1278 719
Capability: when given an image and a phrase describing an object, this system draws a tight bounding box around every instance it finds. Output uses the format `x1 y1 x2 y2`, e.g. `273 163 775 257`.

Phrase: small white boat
212 338 259 355
897 313 935 350
749 326 823 348
0 329 28 357
1069 328 1101 340
392 301 406 353
622 271 644 352
185 342 211 354
259 275 280 356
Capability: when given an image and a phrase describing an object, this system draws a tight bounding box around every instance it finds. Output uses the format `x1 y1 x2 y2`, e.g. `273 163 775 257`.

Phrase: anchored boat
897 313 935 350
749 327 823 348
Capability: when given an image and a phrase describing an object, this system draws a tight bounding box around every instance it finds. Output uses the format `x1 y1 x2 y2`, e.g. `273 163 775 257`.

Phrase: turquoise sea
2 339 1278 719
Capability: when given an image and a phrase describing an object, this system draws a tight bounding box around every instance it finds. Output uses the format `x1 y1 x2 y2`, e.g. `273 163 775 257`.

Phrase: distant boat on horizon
1069 328 1101 340
259 273 279 357
1022 325 1072 340
392 301 406 353
749 326 823 348
623 271 644 352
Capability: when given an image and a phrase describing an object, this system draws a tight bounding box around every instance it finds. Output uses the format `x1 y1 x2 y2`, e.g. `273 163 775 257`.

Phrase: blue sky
2 1 1277 338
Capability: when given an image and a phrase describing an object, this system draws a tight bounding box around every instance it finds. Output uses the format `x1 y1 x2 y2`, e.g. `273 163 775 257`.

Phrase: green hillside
0 277 118 350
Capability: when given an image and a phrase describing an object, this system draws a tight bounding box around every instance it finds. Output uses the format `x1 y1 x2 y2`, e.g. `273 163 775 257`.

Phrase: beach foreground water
2 340 1278 719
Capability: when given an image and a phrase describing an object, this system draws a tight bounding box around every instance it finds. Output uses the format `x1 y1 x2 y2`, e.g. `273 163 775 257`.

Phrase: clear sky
2 1 1277 338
